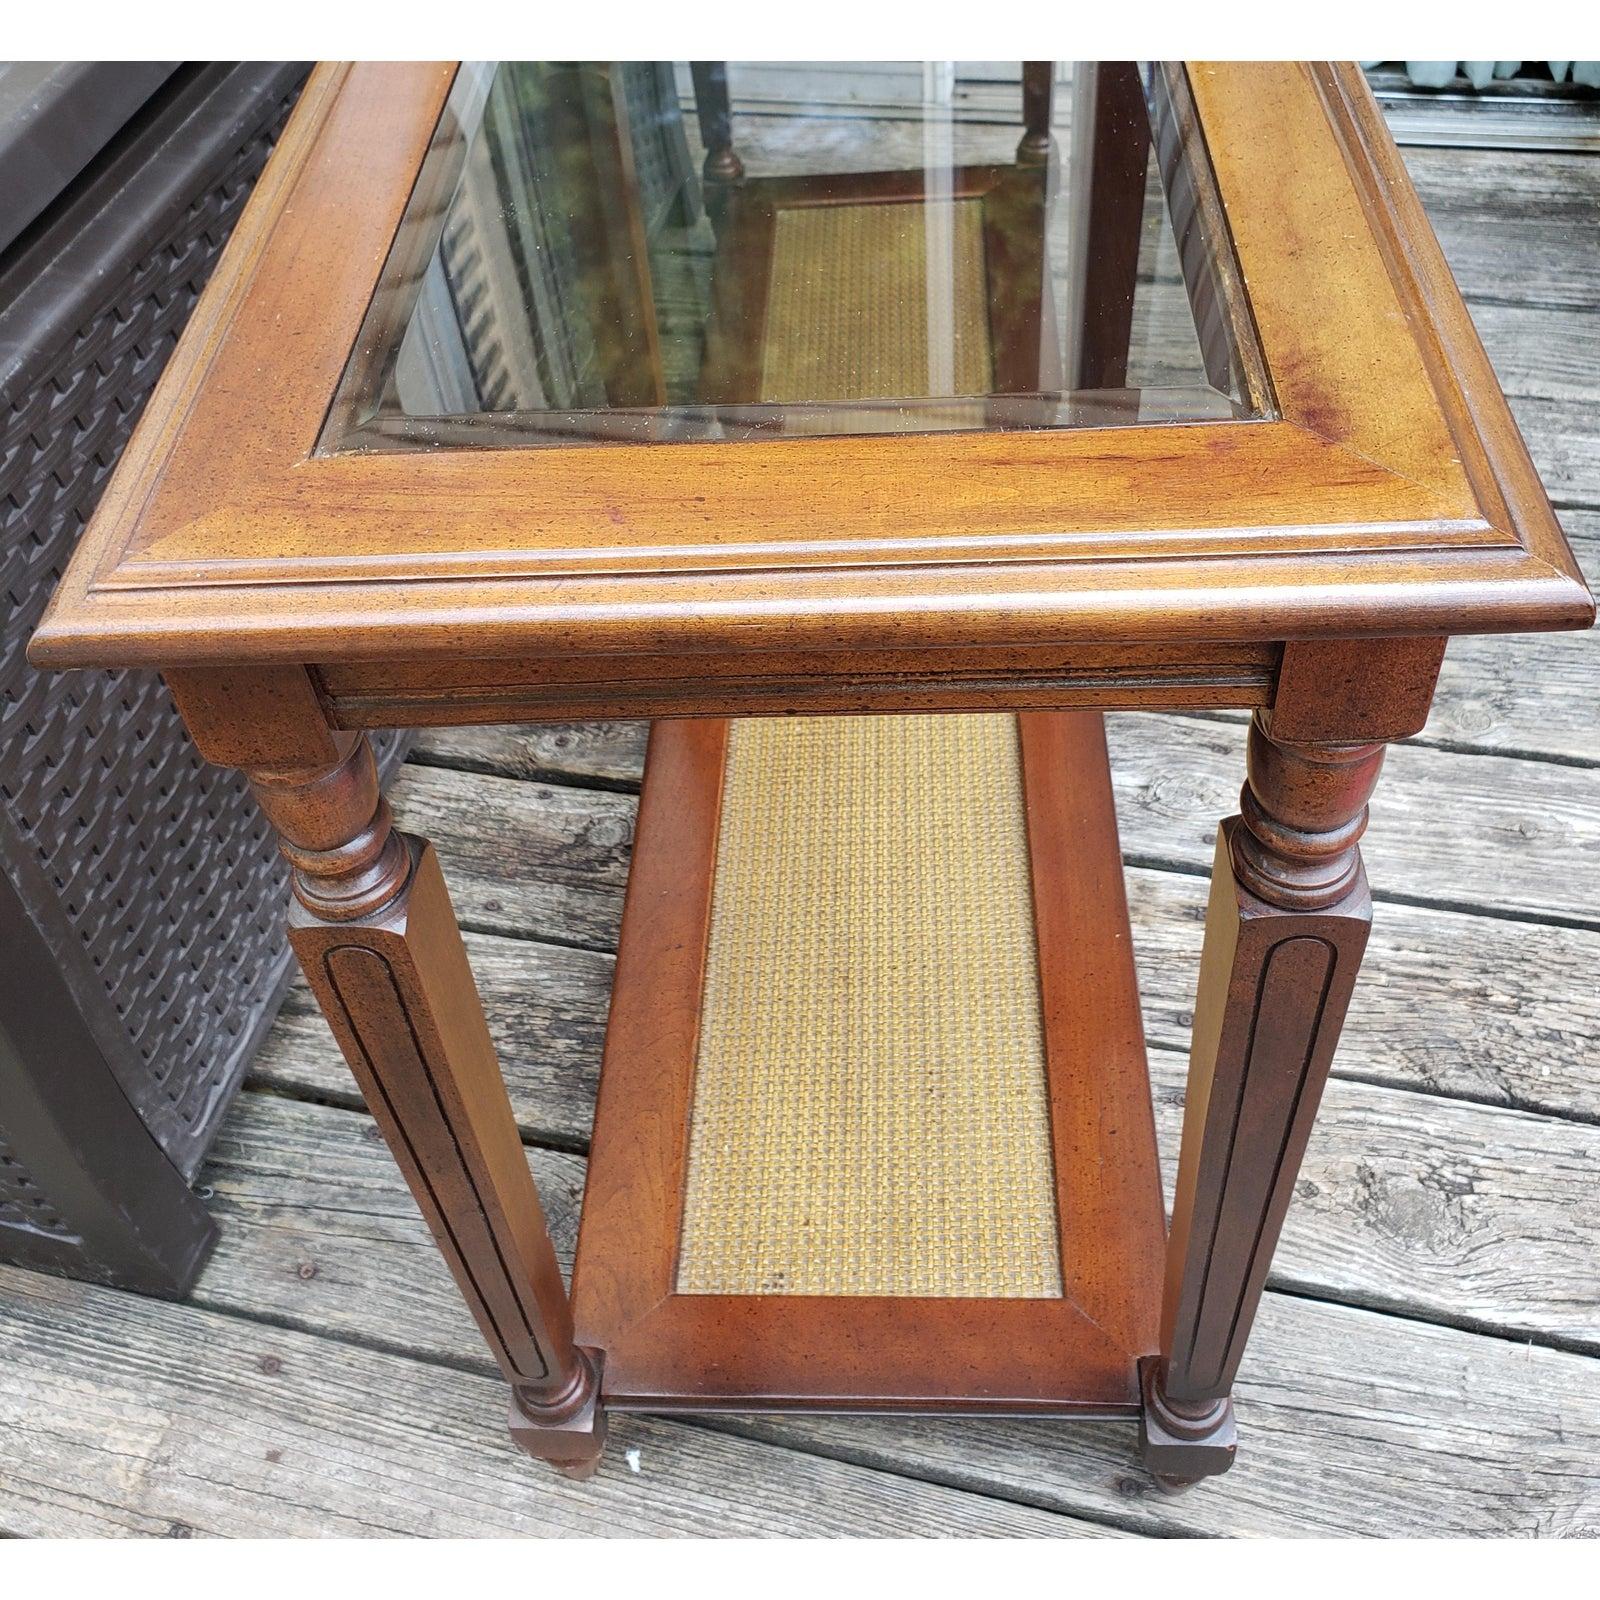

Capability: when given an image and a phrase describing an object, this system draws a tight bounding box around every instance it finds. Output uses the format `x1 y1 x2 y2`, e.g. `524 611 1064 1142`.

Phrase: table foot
1138 1355 1237 1485
508 1349 607 1479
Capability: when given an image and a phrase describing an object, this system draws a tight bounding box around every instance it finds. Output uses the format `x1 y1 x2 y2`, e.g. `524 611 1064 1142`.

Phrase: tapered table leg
248 733 605 1477
1142 711 1384 1486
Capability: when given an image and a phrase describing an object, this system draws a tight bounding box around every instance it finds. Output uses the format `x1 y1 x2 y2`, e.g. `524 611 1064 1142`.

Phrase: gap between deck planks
170 1088 1600 1536
373 727 1600 1123
236 210 1600 1526
250 929 1600 1354
401 706 1600 932
0 1261 1116 1539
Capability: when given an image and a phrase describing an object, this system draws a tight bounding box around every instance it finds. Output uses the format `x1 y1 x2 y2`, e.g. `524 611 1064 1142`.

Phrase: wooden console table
32 61 1592 1489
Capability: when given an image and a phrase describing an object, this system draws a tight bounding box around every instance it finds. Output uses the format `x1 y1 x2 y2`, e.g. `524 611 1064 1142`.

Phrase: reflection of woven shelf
572 712 1165 1415
699 165 1056 418
760 199 993 402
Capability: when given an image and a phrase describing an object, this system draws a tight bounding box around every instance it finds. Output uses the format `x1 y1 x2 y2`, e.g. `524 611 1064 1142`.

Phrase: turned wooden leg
1017 60 1055 164
248 733 605 1478
1142 711 1384 1485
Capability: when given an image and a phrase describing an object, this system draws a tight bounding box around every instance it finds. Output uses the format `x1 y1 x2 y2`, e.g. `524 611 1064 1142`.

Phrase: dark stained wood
1146 713 1385 1480
981 164 1054 400
28 66 1591 674
1064 62 1151 392
695 185 773 407
318 640 1280 726
1271 635 1446 742
572 713 1165 1415
1017 61 1055 164
248 733 604 1476
689 61 743 185
537 64 666 408
165 664 339 770
1018 714 1167 1364
20 59 1596 1495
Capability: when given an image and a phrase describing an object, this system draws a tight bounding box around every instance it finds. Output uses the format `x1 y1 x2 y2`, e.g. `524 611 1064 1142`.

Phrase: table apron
315 641 1281 728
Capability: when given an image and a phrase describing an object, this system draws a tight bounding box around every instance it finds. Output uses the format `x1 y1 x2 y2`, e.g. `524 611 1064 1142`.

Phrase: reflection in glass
323 62 1271 452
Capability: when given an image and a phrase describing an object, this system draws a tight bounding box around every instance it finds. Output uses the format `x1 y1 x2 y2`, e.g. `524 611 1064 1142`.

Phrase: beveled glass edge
316 61 1280 457
1147 64 1277 421
318 61 486 451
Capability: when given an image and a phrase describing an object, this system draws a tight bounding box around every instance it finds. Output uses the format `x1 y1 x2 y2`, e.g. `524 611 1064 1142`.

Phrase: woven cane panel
760 198 993 404
676 715 1063 1299
0 78 362 1181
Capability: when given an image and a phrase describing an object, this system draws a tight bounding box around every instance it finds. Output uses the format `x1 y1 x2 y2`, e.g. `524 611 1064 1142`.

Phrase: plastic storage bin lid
0 62 177 255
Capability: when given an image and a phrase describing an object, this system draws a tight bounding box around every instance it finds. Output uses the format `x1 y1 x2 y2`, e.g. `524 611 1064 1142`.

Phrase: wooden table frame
31 61 1593 1490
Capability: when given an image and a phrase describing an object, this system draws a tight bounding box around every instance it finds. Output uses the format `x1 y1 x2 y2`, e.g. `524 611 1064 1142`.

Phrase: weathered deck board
1402 145 1600 313
1108 715 1600 927
718 1291 1600 1539
254 868 1600 1132
1428 515 1597 761
397 714 1600 933
356 748 1600 1122
240 970 1600 1353
0 1262 1115 1539
179 1090 1600 1537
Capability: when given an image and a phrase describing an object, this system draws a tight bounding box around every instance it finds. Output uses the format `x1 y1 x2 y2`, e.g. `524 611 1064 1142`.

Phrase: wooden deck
3 100 1599 1538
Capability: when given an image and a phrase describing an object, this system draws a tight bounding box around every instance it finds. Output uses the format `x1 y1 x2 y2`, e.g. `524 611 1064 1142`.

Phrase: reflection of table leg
1017 61 1055 164
541 63 666 408
1064 61 1151 394
1142 712 1383 1486
249 733 606 1478
690 61 744 237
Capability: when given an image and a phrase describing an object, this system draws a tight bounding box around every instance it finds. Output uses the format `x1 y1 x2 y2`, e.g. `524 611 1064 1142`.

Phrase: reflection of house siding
394 250 477 415
397 64 696 419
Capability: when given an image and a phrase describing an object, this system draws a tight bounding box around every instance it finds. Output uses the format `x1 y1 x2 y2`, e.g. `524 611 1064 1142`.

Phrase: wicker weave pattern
760 198 992 403
0 93 306 1176
0 1132 77 1239
677 715 1063 1299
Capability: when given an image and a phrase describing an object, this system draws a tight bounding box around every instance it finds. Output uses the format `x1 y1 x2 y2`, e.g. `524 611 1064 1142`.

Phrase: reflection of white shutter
394 249 478 415
445 87 557 412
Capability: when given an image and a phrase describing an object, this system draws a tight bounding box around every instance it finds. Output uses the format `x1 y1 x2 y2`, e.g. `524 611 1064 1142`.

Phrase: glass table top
322 62 1271 453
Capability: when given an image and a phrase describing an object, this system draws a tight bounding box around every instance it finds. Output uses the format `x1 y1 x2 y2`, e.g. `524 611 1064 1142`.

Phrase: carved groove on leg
251 732 607 1477
321 933 559 1386
1154 711 1385 1477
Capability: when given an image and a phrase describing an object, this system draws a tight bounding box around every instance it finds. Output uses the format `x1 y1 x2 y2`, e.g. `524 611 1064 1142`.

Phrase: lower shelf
571 711 1165 1416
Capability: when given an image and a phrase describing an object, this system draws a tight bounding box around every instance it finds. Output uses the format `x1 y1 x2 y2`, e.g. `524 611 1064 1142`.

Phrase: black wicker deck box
0 62 408 1296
